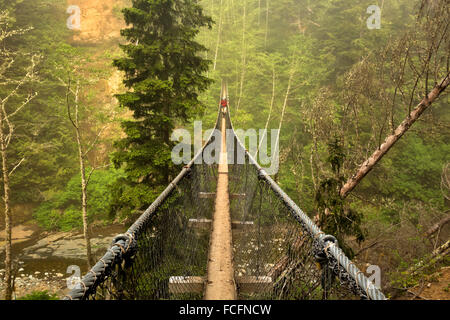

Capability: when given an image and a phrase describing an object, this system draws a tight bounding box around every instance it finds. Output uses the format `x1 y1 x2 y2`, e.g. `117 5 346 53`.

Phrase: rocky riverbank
21 230 116 260
0 268 68 299
0 223 125 299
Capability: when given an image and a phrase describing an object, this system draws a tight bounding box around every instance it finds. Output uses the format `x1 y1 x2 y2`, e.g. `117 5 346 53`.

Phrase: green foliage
0 0 80 205
380 207 400 225
380 133 449 206
315 139 365 257
390 270 420 289
17 290 59 300
196 1 447 267
34 168 125 231
327 137 345 175
0 0 447 296
110 0 213 218
444 283 450 293
389 246 450 292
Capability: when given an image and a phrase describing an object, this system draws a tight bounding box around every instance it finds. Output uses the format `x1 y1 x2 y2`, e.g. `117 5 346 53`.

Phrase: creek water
1 224 125 278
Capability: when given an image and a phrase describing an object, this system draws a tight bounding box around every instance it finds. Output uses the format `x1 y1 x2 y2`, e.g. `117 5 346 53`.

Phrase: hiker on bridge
221 98 227 114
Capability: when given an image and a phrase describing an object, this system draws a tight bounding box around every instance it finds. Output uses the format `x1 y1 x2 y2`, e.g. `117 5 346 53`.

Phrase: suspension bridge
63 83 386 300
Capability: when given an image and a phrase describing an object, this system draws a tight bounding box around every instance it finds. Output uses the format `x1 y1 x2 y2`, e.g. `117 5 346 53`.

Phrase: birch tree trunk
77 127 93 269
258 0 261 26
213 0 223 71
272 69 294 172
0 23 38 297
340 73 450 198
67 82 94 269
256 64 276 157
264 0 270 47
309 138 318 192
237 0 246 111
0 113 12 300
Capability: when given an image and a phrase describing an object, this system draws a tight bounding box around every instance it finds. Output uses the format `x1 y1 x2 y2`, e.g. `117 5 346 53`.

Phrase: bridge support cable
63 97 223 301
63 82 386 300
225 102 386 300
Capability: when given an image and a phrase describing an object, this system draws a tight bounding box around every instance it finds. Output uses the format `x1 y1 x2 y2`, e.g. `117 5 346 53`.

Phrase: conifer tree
111 0 213 217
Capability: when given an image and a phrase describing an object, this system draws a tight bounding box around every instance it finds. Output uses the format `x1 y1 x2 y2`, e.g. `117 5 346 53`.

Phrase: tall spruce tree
111 0 213 218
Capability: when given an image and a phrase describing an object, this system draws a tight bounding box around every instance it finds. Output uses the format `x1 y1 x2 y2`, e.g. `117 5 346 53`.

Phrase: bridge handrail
63 102 224 300
225 106 386 300
64 85 386 300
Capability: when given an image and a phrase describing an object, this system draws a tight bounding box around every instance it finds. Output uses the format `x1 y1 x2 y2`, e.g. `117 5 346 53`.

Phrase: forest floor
404 266 450 300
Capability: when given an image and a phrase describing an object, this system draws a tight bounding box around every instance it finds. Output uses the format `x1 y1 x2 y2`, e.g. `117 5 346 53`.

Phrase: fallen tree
407 240 450 276
424 214 450 238
340 73 450 199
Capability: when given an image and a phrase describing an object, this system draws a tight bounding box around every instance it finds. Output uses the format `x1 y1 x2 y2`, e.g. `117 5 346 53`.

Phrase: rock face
67 0 127 44
22 231 115 260
0 224 37 255
64 0 127 163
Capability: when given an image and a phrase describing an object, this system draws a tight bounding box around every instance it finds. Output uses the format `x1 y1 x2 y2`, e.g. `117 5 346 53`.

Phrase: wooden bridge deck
204 113 237 300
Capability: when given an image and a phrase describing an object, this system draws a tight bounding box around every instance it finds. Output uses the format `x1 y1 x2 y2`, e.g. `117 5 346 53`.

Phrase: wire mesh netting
229 159 357 300
87 161 218 300
64 99 385 301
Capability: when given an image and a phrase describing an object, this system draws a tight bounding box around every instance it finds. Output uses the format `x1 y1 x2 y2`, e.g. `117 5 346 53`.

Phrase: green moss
17 290 59 300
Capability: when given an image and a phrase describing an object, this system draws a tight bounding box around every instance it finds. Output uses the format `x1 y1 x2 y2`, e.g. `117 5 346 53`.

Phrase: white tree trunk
255 65 276 157
265 0 270 47
0 112 12 300
272 70 294 170
77 129 93 269
237 0 246 111
69 83 94 269
340 74 450 198
213 0 223 71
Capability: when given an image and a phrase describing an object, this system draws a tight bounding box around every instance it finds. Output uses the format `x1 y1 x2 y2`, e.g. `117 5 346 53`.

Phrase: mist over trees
196 0 449 292
0 0 448 299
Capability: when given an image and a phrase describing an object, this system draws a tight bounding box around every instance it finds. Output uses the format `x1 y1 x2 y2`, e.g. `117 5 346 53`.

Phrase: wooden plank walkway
204 114 237 300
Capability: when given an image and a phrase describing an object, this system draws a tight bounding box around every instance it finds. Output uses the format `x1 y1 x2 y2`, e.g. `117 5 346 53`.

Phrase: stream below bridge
0 223 125 298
